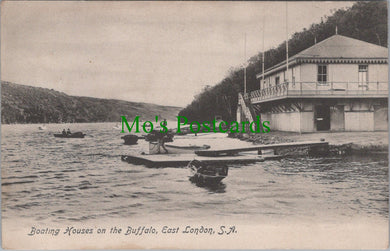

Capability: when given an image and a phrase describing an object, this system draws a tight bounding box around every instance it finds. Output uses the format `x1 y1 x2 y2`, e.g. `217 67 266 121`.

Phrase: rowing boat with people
54 132 86 138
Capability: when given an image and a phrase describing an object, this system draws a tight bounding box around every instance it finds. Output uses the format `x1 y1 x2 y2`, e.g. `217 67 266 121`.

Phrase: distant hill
1 81 182 124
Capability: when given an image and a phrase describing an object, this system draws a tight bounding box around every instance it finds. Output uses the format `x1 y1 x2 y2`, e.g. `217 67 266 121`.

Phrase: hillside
179 1 388 122
1 81 182 124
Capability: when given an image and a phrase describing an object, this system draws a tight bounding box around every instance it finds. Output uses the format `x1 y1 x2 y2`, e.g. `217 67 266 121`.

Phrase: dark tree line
179 1 387 122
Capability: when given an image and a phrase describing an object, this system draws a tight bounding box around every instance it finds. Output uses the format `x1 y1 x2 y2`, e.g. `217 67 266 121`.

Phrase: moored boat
121 134 139 145
54 132 86 138
165 144 210 154
187 159 228 186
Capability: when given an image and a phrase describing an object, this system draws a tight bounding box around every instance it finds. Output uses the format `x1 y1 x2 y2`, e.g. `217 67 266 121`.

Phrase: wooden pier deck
195 141 329 157
121 154 266 167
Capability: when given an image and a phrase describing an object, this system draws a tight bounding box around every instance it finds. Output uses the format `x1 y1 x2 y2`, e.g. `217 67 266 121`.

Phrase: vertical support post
331 82 333 95
377 81 379 94
300 82 302 96
286 82 288 96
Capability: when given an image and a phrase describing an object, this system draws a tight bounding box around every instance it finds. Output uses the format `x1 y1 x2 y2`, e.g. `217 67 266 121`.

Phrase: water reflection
189 179 227 193
205 183 226 193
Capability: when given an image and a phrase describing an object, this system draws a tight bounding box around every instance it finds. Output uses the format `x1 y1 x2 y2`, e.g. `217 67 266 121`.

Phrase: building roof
295 34 388 58
257 34 388 79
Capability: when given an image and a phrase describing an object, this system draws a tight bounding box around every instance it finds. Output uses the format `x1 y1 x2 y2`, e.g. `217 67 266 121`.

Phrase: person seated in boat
67 128 71 135
62 129 66 136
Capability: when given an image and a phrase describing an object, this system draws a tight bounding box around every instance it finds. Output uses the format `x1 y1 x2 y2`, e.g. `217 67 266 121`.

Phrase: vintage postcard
1 1 388 249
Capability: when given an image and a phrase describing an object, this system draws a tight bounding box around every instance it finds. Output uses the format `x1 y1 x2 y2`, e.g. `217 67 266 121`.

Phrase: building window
358 65 368 85
317 65 327 84
275 76 280 85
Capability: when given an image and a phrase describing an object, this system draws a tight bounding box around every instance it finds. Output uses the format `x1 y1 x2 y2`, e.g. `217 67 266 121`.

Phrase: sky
1 1 354 107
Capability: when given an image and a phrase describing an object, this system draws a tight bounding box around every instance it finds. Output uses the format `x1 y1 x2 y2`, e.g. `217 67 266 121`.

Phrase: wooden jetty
121 154 265 168
120 141 326 168
195 141 329 157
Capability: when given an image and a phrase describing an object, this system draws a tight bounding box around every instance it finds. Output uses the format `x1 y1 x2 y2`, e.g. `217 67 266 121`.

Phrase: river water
1 123 388 227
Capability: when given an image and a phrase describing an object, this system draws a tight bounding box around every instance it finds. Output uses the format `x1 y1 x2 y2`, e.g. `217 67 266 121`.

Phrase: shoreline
234 131 388 154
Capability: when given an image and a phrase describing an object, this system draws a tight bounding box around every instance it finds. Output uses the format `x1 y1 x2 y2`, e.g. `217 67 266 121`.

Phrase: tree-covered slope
179 1 387 122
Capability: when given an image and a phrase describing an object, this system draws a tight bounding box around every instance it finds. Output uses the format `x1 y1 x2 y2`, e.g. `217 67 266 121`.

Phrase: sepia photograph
1 1 388 249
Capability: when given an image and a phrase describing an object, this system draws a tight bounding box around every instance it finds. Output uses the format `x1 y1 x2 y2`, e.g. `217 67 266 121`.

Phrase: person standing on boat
62 129 66 136
146 129 174 154
151 129 173 154
159 138 168 154
67 128 71 135
160 119 170 153
155 130 168 154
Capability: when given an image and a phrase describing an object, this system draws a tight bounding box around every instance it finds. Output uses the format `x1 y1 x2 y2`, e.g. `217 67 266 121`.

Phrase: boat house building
237 34 388 132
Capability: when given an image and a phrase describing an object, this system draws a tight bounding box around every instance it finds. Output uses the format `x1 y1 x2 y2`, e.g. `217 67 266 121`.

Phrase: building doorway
330 105 345 131
374 105 388 131
315 105 330 131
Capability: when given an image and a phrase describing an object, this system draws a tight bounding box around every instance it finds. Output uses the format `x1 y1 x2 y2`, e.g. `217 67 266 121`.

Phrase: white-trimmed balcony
246 81 388 104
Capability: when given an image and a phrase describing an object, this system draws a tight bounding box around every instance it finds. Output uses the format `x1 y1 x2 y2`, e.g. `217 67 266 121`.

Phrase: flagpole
262 16 265 90
285 1 289 82
244 33 247 94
